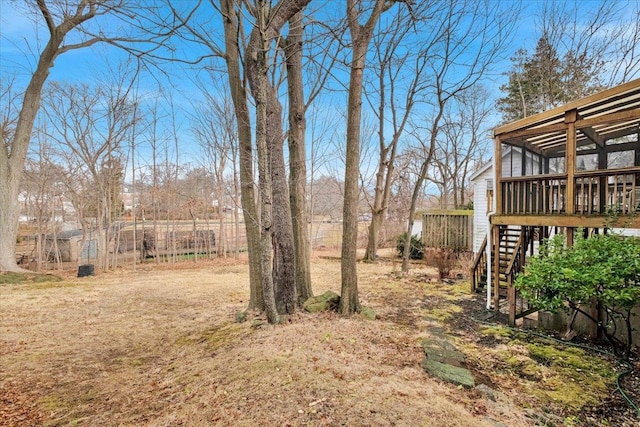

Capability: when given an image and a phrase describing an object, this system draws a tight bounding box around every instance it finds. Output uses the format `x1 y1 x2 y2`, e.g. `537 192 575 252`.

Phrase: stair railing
504 227 541 325
470 235 488 292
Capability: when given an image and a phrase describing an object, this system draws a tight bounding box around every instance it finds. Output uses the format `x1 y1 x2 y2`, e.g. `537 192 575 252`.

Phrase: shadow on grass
0 271 62 285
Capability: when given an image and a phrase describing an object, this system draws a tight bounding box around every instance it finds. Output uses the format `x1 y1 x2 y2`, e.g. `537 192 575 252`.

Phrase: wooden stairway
472 225 541 324
471 226 525 294
497 226 522 293
494 225 539 325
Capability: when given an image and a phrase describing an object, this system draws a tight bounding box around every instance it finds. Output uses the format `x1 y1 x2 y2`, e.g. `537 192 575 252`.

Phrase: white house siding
472 167 492 253
411 218 422 237
614 228 640 237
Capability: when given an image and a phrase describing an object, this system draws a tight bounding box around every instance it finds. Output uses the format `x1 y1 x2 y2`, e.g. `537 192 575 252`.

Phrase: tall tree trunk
0 34 62 272
341 0 390 314
245 0 310 319
286 11 313 304
402 160 429 272
363 65 388 263
341 47 365 315
0 169 23 272
364 151 390 261
365 208 383 261
221 0 263 310
254 1 279 324
268 94 296 315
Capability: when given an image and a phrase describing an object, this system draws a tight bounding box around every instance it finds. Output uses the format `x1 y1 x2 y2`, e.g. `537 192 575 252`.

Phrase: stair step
502 244 518 249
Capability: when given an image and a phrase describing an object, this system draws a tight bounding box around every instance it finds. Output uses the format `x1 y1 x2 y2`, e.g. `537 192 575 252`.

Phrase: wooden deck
485 80 640 326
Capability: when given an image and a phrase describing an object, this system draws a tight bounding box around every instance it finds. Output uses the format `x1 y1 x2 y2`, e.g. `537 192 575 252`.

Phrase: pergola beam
495 122 566 141
578 126 605 146
576 108 640 129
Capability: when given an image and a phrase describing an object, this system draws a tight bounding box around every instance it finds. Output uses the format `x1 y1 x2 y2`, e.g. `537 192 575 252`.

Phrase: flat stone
421 358 475 388
427 326 447 337
304 301 328 313
425 347 466 367
422 338 466 367
422 337 458 352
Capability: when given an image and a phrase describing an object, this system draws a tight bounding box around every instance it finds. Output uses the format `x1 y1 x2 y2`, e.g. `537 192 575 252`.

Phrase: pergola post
492 136 503 311
493 224 501 311
565 109 577 245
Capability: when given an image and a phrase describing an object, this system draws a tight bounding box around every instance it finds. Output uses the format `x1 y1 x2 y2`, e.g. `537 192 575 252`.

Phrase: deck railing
500 167 640 216
575 167 640 215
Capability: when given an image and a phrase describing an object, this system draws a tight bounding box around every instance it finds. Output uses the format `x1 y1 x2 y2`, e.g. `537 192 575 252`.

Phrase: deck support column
492 136 503 311
507 284 516 326
565 110 577 246
493 225 501 311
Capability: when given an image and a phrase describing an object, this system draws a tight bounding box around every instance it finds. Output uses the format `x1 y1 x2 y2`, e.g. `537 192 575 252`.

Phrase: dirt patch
0 254 637 426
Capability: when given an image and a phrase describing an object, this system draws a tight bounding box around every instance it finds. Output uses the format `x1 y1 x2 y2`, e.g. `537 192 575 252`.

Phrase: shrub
455 251 475 278
431 247 456 279
396 232 424 260
515 230 640 359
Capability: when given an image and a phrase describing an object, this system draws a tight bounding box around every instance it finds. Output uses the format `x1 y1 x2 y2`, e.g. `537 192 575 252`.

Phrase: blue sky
1 0 637 181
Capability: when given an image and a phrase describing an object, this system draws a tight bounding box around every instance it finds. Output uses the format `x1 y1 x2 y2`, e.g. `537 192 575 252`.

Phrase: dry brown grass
2 253 532 426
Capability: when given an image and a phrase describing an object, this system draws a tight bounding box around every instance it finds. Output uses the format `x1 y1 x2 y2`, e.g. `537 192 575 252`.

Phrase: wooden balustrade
500 174 567 215
575 167 640 215
500 167 640 216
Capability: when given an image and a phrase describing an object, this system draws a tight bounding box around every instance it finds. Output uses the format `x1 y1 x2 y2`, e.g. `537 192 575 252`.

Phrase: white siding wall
472 166 492 253
614 228 640 237
411 219 422 237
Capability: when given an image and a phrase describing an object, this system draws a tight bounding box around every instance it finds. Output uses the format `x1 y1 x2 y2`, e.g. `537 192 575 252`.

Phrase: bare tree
341 0 399 314
308 103 342 249
0 0 173 272
144 93 167 264
607 2 640 84
362 3 439 261
430 86 492 209
499 1 640 122
22 139 64 271
42 77 136 270
216 0 265 310
538 0 640 87
401 0 518 272
191 79 238 259
244 0 312 321
170 0 332 317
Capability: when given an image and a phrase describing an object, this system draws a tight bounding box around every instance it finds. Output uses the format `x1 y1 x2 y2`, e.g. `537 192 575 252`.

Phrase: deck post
492 136 503 312
565 110 577 246
494 137 503 214
508 283 516 326
493 225 501 311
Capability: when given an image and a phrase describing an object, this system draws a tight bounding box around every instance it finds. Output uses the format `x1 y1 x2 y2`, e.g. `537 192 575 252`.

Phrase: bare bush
455 251 475 279
424 247 456 279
